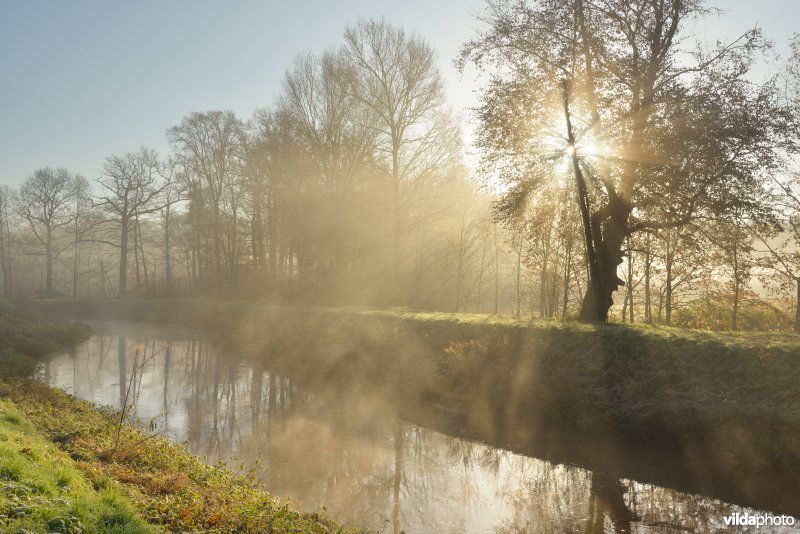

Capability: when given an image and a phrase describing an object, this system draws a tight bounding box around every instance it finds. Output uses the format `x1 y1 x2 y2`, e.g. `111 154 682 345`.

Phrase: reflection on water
42 322 789 533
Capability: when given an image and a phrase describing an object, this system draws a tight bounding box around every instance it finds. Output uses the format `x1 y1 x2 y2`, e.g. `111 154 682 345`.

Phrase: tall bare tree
342 18 460 299
0 186 12 298
278 50 378 296
167 111 244 287
159 160 186 295
95 147 167 298
70 174 91 298
15 167 76 296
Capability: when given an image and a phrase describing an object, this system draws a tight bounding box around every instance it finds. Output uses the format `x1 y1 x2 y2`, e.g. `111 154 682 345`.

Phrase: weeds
0 311 350 533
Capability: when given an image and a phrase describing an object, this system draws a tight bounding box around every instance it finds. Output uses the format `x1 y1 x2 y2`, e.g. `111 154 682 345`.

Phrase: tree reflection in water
43 325 789 533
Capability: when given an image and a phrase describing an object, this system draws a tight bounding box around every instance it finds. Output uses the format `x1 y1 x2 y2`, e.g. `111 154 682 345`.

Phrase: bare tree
247 110 297 285
15 167 76 296
342 18 460 299
70 174 91 298
0 186 12 298
167 111 244 287
278 50 378 296
159 160 186 295
95 147 167 298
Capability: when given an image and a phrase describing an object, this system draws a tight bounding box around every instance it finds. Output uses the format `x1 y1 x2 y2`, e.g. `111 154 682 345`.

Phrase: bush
0 348 36 379
0 314 90 357
673 297 792 332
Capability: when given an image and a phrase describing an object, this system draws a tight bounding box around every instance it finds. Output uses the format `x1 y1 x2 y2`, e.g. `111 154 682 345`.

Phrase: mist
1 2 800 533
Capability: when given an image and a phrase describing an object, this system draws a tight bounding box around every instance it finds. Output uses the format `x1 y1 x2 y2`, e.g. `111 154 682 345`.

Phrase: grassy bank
23 299 800 437
18 299 800 513
0 398 149 533
0 309 346 533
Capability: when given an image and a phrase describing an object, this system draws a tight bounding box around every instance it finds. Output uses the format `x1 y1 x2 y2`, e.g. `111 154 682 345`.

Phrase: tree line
2 5 799 332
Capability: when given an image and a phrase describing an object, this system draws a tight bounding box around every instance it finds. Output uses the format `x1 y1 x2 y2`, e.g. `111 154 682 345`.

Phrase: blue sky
0 0 796 186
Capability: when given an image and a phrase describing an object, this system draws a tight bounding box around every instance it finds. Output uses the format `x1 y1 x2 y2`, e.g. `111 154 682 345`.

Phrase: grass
0 310 91 358
0 380 346 533
0 309 350 533
0 399 149 533
11 298 800 519
15 300 800 483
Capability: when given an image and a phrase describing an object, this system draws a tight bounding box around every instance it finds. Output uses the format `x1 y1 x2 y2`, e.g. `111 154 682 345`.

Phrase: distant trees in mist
2 10 800 332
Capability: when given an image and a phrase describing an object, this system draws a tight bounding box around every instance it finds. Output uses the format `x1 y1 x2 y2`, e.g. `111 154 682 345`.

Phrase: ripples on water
41 322 795 533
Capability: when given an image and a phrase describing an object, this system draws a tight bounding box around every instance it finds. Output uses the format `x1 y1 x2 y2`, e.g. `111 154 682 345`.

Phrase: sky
0 0 797 187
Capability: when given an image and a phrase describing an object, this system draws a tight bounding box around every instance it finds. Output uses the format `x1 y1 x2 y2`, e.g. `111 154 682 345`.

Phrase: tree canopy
460 0 793 320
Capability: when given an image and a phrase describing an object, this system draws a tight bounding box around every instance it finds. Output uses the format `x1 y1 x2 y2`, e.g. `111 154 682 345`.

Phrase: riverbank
20 298 800 515
23 299 800 434
0 309 346 533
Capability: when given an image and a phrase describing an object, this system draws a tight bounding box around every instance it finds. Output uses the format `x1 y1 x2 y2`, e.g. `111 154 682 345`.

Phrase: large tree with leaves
460 0 791 321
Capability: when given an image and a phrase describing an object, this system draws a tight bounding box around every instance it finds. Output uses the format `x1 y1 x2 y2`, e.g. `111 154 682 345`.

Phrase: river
41 321 797 533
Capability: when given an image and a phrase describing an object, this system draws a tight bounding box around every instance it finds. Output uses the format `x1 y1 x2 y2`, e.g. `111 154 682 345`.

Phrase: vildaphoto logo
724 512 795 528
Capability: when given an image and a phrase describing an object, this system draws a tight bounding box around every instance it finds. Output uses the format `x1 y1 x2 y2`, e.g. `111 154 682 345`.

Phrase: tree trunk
665 267 673 326
164 205 172 294
576 213 629 322
267 195 277 284
644 234 652 324
119 218 129 298
731 231 740 331
133 219 141 294
515 241 522 318
621 293 629 323
454 216 465 313
230 199 239 291
626 238 634 323
795 277 800 334
665 231 673 326
476 227 487 313
539 233 551 318
391 144 402 304
0 213 6 299
563 81 626 322
45 226 53 297
213 201 222 287
562 238 571 320
139 221 150 295
549 265 559 317
493 224 499 315
732 277 740 331
0 197 9 299
72 218 80 299
251 181 263 276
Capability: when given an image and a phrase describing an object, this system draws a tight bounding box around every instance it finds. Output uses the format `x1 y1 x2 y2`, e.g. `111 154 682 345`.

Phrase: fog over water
39 322 792 533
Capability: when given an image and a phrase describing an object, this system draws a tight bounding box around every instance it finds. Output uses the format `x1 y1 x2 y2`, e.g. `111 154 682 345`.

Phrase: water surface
42 322 796 533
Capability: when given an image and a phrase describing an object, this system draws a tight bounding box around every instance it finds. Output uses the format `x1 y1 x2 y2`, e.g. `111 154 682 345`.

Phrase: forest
1 5 799 334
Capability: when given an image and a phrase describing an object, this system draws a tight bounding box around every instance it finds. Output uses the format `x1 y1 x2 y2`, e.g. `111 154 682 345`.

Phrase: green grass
0 380 346 533
0 310 350 533
0 399 151 533
0 312 91 358
14 300 800 482
20 297 800 349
